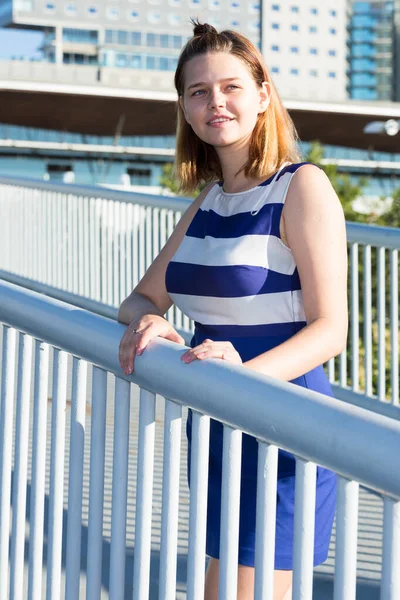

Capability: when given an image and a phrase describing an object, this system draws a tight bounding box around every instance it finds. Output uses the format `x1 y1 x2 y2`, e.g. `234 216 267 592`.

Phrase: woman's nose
208 90 225 109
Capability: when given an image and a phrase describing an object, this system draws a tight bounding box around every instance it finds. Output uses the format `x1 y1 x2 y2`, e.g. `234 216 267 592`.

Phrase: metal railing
1 279 400 599
0 175 398 408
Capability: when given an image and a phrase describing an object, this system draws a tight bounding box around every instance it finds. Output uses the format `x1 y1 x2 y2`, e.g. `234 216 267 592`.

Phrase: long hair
174 20 301 194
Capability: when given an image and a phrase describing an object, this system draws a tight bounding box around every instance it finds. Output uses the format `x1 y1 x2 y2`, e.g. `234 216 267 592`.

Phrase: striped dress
165 161 336 569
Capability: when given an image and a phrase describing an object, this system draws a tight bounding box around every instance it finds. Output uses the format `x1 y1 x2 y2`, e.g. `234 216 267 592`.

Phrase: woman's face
179 52 270 151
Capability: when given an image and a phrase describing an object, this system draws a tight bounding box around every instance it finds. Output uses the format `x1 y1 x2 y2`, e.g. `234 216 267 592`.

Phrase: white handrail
1 278 400 501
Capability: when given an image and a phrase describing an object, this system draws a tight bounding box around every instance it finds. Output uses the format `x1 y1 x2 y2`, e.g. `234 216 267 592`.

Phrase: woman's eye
227 85 239 90
192 89 205 96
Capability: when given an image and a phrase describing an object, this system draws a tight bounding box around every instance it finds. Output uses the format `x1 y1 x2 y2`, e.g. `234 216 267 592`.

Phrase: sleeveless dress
165 161 337 569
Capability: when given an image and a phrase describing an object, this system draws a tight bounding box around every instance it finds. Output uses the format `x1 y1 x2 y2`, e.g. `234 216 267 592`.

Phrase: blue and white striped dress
165 162 336 569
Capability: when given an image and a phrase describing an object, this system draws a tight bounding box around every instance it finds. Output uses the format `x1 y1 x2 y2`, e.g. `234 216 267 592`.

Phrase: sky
0 28 44 59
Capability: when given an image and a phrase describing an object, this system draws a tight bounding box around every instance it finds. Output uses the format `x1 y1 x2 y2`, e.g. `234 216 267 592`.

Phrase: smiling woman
118 18 348 600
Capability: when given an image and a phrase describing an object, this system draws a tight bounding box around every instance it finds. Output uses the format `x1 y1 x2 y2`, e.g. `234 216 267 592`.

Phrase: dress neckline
218 162 291 197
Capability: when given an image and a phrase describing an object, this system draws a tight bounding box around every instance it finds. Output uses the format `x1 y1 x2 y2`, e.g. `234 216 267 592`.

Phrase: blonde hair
174 20 301 194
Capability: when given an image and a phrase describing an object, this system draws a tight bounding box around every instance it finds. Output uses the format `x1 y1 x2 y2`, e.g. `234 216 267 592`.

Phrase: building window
329 9 336 17
310 7 318 14
290 46 299 53
231 20 240 26
328 49 336 57
88 6 98 15
45 2 56 11
128 9 139 20
132 32 141 44
290 5 299 12
115 53 128 67
147 11 161 22
231 1 240 7
131 54 142 68
310 69 317 76
328 71 336 78
160 57 169 70
272 23 279 29
117 30 129 44
168 14 181 24
272 3 279 10
64 3 77 16
127 167 152 186
309 25 317 33
290 68 299 75
146 55 156 69
329 27 336 34
309 48 318 55
209 0 220 8
271 66 279 73
106 6 119 19
271 44 279 52
105 29 114 43
291 24 299 31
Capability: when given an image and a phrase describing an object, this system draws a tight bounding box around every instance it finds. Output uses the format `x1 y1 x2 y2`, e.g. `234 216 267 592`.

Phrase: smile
207 118 234 127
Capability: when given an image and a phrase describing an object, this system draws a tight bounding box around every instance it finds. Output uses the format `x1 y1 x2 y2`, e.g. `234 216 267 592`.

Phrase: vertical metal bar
28 341 50 600
334 478 359 600
218 426 242 600
254 443 279 600
109 377 131 598
62 194 68 290
107 201 114 306
87 367 108 600
377 246 386 401
67 195 74 292
381 498 400 600
327 357 335 383
0 326 17 600
138 206 146 281
152 207 160 260
65 357 88 599
132 388 156 600
132 204 140 288
10 333 33 600
187 412 210 600
364 244 372 397
158 399 182 600
89 198 96 299
113 202 120 307
119 202 127 304
292 459 317 600
47 350 68 600
101 199 108 303
390 249 399 405
83 196 90 298
125 203 133 296
145 206 152 271
351 243 360 392
72 195 79 294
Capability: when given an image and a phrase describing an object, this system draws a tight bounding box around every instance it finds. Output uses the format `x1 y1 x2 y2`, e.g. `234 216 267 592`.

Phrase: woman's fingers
119 319 185 375
180 341 241 365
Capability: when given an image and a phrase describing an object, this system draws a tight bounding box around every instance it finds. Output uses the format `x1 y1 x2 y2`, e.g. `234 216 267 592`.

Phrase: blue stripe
186 203 283 239
194 321 307 339
166 262 301 297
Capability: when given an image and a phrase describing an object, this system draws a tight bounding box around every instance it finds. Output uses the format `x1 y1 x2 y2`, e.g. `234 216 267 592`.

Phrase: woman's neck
216 139 268 194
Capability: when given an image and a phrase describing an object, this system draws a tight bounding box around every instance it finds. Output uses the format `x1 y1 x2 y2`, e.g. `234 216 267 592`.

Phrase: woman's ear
179 96 191 124
258 81 271 114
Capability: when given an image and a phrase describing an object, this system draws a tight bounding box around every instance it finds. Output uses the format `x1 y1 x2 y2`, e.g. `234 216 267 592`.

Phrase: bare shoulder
283 164 343 224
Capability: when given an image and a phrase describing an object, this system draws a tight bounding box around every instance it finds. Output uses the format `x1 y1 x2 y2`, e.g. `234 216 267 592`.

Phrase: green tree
303 141 369 222
159 163 204 198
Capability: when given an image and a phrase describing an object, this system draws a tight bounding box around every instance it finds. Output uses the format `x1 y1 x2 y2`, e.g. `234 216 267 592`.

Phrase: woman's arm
244 164 348 382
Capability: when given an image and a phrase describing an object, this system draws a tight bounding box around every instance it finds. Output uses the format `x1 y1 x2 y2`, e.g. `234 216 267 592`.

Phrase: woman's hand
119 314 185 376
180 339 242 365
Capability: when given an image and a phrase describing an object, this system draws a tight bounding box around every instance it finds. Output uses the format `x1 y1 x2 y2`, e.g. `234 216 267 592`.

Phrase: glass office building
348 1 399 101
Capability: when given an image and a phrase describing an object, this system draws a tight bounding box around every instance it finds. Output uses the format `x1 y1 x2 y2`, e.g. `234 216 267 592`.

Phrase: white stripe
172 234 295 275
201 174 291 217
169 290 306 326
